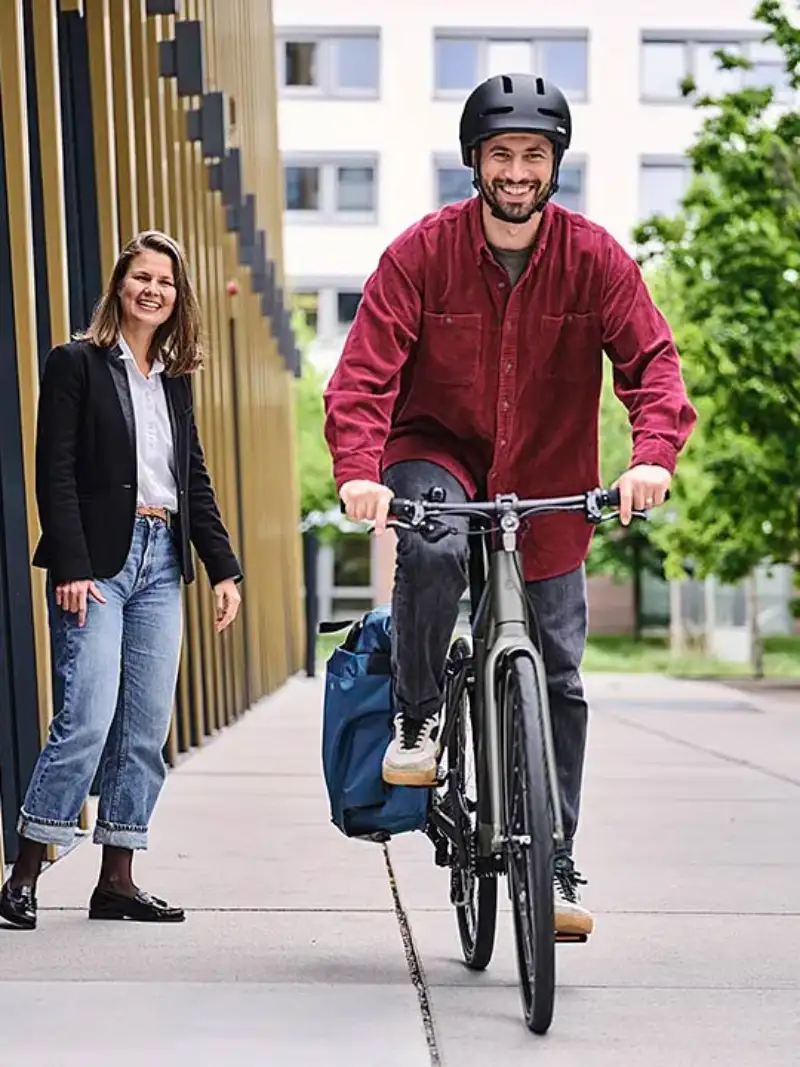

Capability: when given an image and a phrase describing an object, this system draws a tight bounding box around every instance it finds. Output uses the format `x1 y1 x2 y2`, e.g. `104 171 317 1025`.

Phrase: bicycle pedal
555 932 589 944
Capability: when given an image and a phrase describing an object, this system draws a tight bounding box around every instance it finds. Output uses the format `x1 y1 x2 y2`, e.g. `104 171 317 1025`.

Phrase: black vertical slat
0 87 45 863
57 8 102 333
23 0 52 363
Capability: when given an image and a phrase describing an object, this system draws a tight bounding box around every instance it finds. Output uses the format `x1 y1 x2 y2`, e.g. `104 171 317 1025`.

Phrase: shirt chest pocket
417 311 483 387
533 312 603 382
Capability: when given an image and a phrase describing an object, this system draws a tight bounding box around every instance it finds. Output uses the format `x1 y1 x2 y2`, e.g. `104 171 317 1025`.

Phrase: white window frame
433 29 589 103
277 29 381 99
283 154 379 225
640 31 794 104
289 279 366 342
433 153 588 213
639 155 692 219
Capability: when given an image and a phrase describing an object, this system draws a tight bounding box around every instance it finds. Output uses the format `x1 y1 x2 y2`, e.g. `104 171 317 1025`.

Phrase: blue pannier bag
321 606 430 841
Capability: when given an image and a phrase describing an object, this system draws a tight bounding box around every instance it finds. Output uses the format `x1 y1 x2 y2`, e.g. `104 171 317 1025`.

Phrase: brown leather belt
136 506 172 526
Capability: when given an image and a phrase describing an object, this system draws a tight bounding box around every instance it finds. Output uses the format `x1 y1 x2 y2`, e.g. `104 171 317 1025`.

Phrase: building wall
0 0 303 866
274 0 774 372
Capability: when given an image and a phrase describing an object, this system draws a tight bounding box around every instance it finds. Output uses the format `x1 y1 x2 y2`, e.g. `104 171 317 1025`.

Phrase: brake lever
597 508 650 525
420 519 458 543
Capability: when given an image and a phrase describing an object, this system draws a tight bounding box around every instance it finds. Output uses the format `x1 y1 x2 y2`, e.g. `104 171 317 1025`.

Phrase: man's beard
480 177 552 224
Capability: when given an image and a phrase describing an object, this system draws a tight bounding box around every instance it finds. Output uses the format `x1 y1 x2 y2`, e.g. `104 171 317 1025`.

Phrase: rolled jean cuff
17 809 78 848
93 819 148 850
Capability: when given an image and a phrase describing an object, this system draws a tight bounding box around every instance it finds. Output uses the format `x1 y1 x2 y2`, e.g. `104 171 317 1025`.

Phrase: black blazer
32 341 242 588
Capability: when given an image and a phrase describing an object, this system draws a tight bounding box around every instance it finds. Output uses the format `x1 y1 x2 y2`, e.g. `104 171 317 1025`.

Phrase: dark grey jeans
383 459 589 850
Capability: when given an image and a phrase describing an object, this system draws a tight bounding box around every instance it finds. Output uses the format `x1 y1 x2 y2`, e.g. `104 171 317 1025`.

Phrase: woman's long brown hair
75 230 204 375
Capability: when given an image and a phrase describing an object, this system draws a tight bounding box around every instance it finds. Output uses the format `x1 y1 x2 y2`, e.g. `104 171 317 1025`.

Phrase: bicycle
387 485 652 1034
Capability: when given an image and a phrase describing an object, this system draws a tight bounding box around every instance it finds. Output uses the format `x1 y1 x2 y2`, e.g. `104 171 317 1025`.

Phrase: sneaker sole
382 764 437 787
554 914 594 938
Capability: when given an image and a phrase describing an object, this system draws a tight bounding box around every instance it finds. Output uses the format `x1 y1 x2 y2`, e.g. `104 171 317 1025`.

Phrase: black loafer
0 880 37 930
88 886 185 923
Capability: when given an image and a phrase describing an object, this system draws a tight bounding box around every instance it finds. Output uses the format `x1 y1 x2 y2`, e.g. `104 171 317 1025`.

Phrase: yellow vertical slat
146 14 170 234
109 0 138 244
129 0 155 228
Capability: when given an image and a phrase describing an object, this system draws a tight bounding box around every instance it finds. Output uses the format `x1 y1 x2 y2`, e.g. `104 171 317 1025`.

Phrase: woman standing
0 230 242 929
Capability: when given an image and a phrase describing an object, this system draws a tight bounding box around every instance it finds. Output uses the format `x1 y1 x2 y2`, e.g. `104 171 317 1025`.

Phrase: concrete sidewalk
1 671 798 1066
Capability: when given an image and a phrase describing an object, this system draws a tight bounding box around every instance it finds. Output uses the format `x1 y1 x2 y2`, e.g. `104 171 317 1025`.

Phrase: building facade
274 0 787 371
0 0 303 866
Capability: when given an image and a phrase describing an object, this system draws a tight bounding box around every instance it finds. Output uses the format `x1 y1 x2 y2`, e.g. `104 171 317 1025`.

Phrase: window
435 38 479 91
278 32 380 96
434 158 585 212
553 164 584 212
284 41 317 87
436 164 475 208
640 159 691 218
435 32 588 100
285 166 320 212
336 290 362 326
335 166 375 212
641 41 686 99
641 33 792 102
283 156 378 222
290 282 365 340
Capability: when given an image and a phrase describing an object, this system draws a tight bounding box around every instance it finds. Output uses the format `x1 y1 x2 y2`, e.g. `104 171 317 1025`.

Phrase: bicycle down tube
472 543 566 857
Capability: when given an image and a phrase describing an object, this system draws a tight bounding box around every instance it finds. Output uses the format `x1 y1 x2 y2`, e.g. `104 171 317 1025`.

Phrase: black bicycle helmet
459 73 572 220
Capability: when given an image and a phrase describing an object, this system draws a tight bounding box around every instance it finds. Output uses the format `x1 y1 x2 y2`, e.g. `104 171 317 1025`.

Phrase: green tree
634 0 800 587
291 310 339 518
588 363 669 639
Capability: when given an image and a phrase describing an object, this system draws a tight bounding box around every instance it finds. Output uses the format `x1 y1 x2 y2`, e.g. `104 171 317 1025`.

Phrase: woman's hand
55 579 106 627
213 578 241 633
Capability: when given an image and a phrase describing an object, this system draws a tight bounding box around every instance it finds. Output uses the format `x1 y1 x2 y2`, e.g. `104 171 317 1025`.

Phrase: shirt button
506 361 513 372
503 401 510 411
500 439 507 447
498 282 506 289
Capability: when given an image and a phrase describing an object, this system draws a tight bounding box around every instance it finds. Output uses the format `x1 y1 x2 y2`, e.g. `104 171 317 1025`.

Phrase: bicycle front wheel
503 653 555 1035
447 636 498 971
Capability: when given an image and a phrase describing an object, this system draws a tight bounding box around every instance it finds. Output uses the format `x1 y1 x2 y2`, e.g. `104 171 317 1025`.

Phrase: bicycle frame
469 526 566 858
392 486 640 865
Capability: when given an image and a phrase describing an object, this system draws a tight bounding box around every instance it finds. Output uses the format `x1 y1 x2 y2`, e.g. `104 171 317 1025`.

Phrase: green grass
315 630 800 680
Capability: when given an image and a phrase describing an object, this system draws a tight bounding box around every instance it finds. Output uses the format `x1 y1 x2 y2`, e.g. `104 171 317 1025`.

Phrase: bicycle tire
503 653 555 1034
446 636 498 971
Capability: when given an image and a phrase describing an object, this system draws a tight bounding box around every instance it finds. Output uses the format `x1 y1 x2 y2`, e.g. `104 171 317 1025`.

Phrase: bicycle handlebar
388 486 625 526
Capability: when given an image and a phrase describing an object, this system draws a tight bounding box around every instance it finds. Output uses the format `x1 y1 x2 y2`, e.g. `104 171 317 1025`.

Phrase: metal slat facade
0 0 303 867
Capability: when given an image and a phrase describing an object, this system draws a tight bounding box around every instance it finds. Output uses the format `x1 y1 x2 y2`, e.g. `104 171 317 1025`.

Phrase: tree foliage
634 0 800 585
291 312 339 518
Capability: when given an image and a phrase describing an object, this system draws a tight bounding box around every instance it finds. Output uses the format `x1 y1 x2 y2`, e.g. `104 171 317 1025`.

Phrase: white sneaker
553 855 594 938
382 713 439 786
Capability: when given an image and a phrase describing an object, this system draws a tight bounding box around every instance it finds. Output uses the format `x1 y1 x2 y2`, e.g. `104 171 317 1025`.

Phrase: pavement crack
605 712 800 790
383 844 441 1067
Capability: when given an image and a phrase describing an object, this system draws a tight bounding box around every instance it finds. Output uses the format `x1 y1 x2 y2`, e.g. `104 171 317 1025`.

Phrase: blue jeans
383 460 589 852
18 517 183 850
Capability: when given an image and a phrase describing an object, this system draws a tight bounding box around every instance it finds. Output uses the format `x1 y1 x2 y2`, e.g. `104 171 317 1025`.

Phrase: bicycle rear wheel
503 653 555 1034
446 637 498 971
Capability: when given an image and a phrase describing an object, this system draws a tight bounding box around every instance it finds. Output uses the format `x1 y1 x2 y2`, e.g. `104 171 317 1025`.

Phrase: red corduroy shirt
324 196 697 581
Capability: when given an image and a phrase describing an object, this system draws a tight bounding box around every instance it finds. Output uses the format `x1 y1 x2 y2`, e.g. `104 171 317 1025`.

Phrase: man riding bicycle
323 73 697 938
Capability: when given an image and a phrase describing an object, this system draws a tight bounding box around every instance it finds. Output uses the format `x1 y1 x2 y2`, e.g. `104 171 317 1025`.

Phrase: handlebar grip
601 487 670 508
388 497 413 517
